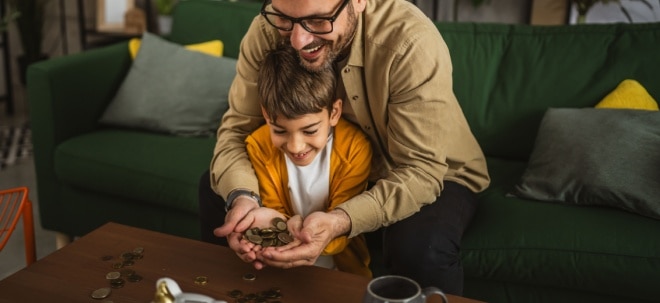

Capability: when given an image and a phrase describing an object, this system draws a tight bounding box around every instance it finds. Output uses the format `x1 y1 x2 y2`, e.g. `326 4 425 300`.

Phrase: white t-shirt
285 133 335 269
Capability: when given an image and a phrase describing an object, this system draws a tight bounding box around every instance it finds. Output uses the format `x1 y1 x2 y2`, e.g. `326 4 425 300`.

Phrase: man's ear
353 0 367 13
330 99 342 126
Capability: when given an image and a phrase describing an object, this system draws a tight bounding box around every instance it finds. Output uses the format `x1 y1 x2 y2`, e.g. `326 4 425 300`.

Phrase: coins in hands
243 217 294 247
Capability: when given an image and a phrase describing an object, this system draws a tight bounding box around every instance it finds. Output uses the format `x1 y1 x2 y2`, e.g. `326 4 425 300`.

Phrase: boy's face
263 99 342 166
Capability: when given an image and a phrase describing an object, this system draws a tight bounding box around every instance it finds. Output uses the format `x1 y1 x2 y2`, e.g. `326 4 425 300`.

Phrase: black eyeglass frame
260 0 351 34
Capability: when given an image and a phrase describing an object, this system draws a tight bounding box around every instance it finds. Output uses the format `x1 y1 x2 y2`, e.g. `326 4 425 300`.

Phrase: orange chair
0 187 36 265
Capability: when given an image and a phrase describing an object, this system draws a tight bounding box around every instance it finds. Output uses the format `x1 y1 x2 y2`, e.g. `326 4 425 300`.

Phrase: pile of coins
91 247 146 300
243 217 294 247
228 287 283 303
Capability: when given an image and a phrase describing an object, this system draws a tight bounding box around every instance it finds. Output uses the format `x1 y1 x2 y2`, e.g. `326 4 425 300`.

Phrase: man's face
268 0 363 72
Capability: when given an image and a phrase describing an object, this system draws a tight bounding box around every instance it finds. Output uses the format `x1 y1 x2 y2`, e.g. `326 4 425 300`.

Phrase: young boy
238 45 373 277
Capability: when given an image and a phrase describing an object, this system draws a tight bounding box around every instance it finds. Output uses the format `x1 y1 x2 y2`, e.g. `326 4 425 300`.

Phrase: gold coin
121 252 134 260
228 289 243 298
247 234 263 244
127 274 143 282
90 287 111 299
194 276 208 285
275 221 287 231
110 278 125 289
277 232 293 244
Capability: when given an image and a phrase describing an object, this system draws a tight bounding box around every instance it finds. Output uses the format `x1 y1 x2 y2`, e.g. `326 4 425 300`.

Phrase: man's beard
298 2 358 72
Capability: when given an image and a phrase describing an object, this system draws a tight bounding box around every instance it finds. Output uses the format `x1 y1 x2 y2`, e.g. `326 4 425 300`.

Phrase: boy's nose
287 135 306 154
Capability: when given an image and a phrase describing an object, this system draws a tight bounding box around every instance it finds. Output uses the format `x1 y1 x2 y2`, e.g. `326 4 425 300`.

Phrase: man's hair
258 44 337 123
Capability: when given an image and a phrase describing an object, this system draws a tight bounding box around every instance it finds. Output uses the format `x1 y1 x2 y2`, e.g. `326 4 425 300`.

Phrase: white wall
415 0 531 24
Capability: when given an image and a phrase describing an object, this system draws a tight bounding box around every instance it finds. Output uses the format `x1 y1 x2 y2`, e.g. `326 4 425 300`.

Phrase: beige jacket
211 0 490 238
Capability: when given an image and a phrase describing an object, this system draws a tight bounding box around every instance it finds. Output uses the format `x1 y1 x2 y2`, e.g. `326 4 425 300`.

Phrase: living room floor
0 85 58 280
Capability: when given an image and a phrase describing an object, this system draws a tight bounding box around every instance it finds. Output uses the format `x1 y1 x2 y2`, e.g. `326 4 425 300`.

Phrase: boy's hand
225 206 287 269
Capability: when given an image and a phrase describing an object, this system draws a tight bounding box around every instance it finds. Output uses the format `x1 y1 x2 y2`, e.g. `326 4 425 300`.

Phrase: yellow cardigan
245 118 373 277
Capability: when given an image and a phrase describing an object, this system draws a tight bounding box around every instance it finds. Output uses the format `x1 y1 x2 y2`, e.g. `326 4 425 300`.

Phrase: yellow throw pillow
128 38 224 59
595 79 658 111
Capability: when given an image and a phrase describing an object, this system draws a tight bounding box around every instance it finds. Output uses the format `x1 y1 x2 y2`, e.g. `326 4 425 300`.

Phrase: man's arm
209 16 280 199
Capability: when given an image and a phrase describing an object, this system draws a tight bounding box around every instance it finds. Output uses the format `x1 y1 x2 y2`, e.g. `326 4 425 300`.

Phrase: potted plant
7 0 49 85
155 0 177 35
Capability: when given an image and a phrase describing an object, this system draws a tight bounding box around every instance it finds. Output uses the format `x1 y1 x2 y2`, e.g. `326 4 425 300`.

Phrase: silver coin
105 271 121 280
242 273 257 281
90 287 111 299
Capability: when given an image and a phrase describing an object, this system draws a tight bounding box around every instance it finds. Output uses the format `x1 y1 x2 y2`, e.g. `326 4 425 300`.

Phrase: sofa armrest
27 42 131 235
27 42 131 144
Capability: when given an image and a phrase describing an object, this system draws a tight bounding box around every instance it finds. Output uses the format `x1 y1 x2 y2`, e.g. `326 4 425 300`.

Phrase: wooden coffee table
0 222 485 303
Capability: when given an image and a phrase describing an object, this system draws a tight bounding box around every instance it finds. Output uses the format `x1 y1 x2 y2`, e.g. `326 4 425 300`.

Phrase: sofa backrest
169 0 261 59
436 22 660 160
170 1 660 161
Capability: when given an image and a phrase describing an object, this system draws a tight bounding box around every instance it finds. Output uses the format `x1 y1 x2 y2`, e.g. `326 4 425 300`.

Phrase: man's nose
289 23 314 51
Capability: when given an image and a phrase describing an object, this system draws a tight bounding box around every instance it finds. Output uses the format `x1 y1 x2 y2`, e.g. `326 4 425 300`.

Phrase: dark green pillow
99 32 236 137
511 108 660 219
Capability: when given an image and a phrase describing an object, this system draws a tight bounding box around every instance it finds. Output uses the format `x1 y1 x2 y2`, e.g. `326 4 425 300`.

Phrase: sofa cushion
595 79 658 110
462 157 660 301
99 32 236 137
53 129 215 214
128 38 224 59
510 108 660 220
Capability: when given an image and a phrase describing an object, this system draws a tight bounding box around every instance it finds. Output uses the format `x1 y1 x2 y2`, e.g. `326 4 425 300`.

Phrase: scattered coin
194 276 208 285
94 247 145 300
229 289 243 298
90 287 111 299
228 286 284 303
120 269 135 277
110 278 125 289
242 273 256 281
127 274 143 282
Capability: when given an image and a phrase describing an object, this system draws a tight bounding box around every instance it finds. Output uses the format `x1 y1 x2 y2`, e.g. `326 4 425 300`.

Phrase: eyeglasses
260 0 350 34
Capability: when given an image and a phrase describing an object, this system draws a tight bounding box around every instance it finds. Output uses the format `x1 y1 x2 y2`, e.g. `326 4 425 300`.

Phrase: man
199 0 490 295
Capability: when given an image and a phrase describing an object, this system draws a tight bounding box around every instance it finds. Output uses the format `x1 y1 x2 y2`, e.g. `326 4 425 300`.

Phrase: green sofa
28 1 660 302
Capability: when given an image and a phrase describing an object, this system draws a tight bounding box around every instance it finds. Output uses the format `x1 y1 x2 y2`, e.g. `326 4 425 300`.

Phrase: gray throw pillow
99 32 236 137
511 108 660 220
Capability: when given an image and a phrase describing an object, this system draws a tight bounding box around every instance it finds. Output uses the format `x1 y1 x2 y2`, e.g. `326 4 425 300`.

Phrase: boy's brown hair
258 44 337 123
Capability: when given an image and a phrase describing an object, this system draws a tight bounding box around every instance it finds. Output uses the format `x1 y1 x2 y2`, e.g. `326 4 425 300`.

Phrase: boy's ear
261 106 271 123
330 99 342 126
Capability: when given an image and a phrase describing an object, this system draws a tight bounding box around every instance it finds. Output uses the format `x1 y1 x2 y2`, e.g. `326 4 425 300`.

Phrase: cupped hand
259 210 350 269
213 196 261 238
226 206 287 269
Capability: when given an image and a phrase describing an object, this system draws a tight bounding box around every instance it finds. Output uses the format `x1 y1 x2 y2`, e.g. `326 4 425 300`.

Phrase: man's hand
213 196 260 238
220 204 286 269
258 209 351 268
